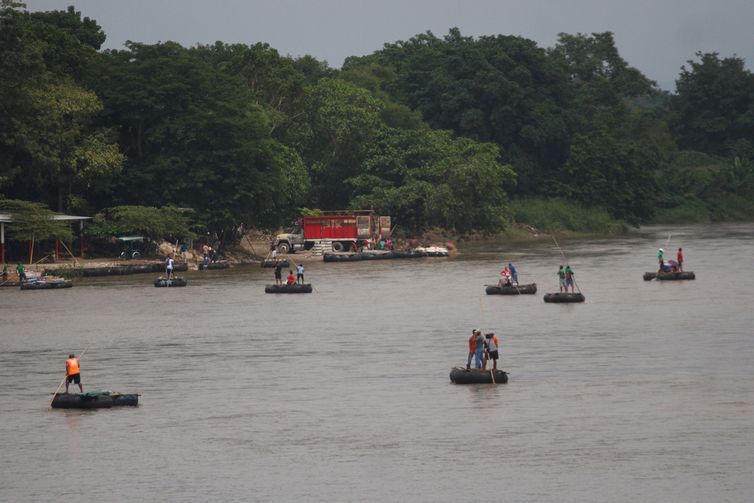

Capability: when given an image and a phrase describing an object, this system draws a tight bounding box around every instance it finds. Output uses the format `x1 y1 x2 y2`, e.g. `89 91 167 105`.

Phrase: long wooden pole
50 348 88 407
58 240 79 267
29 233 35 265
552 235 582 294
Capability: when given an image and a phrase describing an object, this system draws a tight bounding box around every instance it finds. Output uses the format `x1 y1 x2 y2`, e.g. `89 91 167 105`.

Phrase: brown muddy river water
1 224 753 502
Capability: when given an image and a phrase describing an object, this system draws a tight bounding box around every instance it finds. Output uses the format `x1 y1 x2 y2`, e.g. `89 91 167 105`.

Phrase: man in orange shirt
65 353 83 393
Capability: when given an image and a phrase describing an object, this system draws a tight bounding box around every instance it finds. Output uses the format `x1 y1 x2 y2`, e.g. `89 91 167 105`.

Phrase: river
1 224 752 502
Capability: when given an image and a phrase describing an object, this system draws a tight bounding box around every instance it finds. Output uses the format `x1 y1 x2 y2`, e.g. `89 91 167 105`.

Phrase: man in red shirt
467 330 477 369
286 270 296 285
677 248 684 271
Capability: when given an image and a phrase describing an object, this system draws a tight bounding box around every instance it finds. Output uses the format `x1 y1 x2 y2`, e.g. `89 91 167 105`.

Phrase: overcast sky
24 0 754 90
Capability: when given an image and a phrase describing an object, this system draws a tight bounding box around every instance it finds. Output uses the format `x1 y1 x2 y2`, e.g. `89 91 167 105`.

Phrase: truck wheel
277 242 290 254
332 242 344 252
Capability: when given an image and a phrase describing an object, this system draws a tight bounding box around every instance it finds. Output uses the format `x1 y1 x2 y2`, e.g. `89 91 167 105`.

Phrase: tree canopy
2 3 754 240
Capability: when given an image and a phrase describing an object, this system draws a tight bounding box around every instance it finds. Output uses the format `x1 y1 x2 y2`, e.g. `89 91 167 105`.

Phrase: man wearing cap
467 330 477 370
658 248 664 272
483 333 501 371
65 353 83 393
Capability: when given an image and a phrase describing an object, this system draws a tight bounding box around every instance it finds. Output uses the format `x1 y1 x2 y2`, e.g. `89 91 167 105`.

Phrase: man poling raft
50 351 139 409
544 237 585 303
65 353 83 393
644 245 695 280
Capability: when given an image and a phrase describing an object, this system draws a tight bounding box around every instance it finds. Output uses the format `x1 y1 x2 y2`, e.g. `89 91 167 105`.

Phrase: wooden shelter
0 213 91 264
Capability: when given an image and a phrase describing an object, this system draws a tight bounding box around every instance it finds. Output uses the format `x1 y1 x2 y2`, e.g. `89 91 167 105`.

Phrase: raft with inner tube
198 261 230 270
485 283 537 295
51 391 139 409
449 367 508 384
543 292 585 303
323 250 427 262
20 279 73 290
154 276 187 287
643 271 695 281
51 262 188 277
265 283 313 294
261 259 289 268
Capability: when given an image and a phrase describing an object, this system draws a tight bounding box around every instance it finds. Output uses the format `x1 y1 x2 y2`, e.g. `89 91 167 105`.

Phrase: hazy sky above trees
24 0 754 90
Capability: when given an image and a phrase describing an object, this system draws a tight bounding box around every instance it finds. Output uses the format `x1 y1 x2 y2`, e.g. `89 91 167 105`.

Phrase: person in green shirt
2 263 7 280
557 265 566 292
564 265 575 293
657 248 664 272
16 263 27 282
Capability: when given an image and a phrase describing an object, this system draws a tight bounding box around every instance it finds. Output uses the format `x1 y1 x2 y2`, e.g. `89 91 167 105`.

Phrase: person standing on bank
677 248 683 271
483 332 500 371
296 263 305 284
16 263 27 282
65 353 83 393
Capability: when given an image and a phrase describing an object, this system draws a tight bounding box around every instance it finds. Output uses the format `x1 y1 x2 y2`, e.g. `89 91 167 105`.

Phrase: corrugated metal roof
0 213 90 223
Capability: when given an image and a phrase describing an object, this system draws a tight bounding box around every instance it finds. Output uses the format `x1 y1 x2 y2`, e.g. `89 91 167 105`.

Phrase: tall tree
669 52 754 158
90 42 306 230
0 2 120 211
348 127 515 232
286 78 383 208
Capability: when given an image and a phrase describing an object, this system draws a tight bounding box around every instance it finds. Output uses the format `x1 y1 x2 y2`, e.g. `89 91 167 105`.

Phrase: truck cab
275 225 304 254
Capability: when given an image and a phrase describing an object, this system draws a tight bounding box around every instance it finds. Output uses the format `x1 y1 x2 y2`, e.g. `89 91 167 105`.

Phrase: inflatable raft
198 261 230 270
154 276 187 287
543 292 585 303
449 367 508 384
51 391 139 409
415 246 450 257
261 259 289 268
265 283 313 294
323 250 426 262
63 262 188 277
485 283 537 295
20 279 73 290
643 271 695 281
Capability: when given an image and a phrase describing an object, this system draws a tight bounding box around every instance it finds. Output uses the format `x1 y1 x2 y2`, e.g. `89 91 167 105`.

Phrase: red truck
274 211 391 253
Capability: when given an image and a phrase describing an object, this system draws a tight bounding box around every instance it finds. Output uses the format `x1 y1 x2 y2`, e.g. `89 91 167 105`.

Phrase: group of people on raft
497 263 518 287
497 262 577 293
557 265 576 293
466 329 501 371
657 247 684 273
274 262 305 285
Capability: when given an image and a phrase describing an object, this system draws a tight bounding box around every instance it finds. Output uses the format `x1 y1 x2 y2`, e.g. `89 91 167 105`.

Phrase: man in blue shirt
507 263 518 285
296 263 305 284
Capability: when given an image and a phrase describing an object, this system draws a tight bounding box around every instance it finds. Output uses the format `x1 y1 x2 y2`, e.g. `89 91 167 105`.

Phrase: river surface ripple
0 224 752 502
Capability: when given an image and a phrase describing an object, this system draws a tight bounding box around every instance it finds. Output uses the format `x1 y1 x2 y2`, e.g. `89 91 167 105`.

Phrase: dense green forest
2 2 753 241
